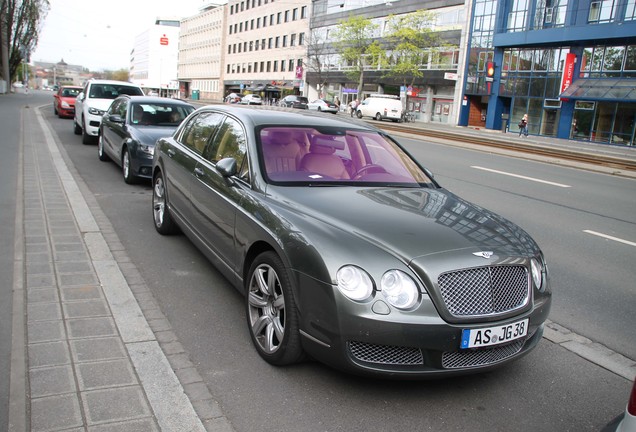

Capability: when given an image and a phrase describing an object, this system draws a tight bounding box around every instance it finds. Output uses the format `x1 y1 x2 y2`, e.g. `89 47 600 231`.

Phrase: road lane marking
471 166 571 188
583 230 636 247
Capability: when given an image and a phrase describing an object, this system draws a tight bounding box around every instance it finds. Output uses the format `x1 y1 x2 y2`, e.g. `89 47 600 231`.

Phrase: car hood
271 186 539 262
129 126 177 145
87 98 116 111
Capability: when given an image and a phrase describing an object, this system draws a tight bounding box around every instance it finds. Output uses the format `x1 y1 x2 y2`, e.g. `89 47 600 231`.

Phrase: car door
163 111 225 226
189 115 249 275
102 99 128 161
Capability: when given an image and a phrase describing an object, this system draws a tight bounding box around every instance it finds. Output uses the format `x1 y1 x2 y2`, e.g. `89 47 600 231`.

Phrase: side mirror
77 92 85 101
216 157 237 178
107 114 124 123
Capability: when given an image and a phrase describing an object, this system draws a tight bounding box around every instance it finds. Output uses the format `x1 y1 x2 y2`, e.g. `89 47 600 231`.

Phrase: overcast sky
31 0 208 71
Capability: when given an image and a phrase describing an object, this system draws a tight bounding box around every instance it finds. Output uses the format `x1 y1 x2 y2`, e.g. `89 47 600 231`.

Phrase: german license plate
460 319 528 349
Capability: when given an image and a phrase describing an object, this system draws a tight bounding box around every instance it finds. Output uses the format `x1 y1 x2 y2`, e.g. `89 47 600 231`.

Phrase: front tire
81 118 93 144
73 118 82 135
246 252 304 366
98 134 110 161
122 149 137 184
152 171 178 235
356 110 363 119
375 113 382 121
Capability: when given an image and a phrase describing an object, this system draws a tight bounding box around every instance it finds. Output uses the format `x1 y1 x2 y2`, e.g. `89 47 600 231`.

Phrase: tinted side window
205 117 247 166
179 112 225 155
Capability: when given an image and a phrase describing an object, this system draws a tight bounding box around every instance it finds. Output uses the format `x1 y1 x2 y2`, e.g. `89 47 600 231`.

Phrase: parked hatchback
151 105 551 378
279 95 308 109
98 95 194 183
53 85 82 118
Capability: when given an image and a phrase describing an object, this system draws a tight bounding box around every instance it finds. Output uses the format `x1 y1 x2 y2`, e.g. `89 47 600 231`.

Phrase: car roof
86 79 141 86
118 95 194 106
193 105 380 130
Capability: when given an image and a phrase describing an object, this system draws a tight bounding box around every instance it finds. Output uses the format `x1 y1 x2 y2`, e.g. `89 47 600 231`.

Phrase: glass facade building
459 0 636 146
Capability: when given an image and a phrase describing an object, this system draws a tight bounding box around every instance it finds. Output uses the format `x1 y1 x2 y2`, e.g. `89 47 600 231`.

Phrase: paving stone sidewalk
10 106 234 431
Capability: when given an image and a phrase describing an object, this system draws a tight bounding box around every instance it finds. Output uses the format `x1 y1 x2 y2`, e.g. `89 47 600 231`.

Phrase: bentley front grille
438 265 529 318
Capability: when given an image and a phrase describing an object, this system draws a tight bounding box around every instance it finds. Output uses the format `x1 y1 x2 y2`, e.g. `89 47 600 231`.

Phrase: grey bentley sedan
151 105 552 377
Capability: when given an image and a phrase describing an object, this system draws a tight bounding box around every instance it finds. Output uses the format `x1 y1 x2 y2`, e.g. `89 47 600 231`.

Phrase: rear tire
375 113 382 121
356 111 362 119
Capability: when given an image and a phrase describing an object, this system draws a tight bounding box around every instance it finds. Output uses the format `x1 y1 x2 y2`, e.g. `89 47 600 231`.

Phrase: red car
53 86 82 118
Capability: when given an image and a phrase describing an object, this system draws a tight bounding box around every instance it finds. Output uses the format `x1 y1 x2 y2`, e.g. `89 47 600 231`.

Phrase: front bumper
294 272 551 378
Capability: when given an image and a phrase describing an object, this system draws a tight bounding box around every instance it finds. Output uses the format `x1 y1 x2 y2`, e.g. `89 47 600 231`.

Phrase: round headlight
380 270 419 310
337 266 373 301
530 258 543 289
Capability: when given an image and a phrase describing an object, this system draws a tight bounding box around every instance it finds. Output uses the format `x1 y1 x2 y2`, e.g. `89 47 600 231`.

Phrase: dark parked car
99 95 194 183
151 105 551 377
279 95 308 109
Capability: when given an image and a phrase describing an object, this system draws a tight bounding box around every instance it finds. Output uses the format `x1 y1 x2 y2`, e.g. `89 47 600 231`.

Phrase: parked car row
57 86 552 378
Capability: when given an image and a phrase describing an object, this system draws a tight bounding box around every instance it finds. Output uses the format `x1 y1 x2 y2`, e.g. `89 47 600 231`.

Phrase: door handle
167 149 175 158
194 167 204 177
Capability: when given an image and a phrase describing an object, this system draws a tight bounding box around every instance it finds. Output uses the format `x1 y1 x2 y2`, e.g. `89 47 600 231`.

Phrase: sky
31 0 209 71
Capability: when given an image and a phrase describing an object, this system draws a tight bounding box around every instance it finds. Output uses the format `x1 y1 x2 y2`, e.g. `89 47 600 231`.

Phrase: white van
356 94 403 122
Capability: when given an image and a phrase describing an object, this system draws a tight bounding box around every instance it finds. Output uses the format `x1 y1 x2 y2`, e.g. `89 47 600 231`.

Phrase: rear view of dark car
279 95 308 109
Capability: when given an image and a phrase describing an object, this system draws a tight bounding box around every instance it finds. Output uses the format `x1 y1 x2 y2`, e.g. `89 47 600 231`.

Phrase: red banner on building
560 53 576 93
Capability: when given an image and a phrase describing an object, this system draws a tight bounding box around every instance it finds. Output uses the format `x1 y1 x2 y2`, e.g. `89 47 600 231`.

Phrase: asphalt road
18 93 635 431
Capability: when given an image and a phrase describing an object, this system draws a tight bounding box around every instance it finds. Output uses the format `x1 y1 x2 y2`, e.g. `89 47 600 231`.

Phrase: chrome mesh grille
442 340 524 369
348 341 423 365
438 266 529 317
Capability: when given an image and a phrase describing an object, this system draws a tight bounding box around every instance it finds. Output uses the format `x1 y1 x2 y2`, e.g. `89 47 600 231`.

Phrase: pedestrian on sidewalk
350 99 359 117
518 113 529 137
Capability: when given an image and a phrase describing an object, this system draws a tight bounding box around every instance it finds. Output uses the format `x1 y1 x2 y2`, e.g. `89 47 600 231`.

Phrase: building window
534 0 568 29
289 59 294 71
507 0 529 32
588 0 617 23
627 0 636 20
275 36 280 48
274 60 278 72
267 61 271 72
277 12 282 24
270 14 274 25
281 60 286 72
293 8 298 20
284 10 289 22
257 17 261 28
299 32 305 45
290 34 296 46
282 35 287 47
262 39 266 49
301 6 307 18
263 15 267 27
268 37 273 49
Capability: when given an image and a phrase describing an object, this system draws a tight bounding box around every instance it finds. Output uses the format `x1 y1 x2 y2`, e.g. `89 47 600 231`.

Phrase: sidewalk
10 106 234 431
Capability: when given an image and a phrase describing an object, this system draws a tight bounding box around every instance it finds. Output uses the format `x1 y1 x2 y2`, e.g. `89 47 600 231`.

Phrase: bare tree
305 29 336 98
0 0 49 85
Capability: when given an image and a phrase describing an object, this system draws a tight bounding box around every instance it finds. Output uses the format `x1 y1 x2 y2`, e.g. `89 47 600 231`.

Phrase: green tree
383 10 446 88
0 0 49 85
332 15 380 96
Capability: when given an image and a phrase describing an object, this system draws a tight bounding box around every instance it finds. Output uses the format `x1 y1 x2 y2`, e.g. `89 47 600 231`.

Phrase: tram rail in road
377 122 636 174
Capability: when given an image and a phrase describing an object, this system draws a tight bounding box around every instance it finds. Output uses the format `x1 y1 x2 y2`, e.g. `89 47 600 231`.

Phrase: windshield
259 127 434 186
89 84 144 99
129 103 194 126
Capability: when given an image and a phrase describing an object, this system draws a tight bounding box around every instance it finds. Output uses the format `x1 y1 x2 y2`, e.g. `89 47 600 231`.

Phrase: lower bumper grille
348 341 423 365
442 340 524 369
